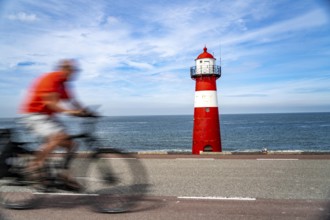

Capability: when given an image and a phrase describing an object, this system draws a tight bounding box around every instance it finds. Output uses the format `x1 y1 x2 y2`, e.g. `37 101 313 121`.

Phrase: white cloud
222 8 328 46
221 76 330 110
7 12 37 22
124 61 154 70
0 0 329 117
106 16 120 25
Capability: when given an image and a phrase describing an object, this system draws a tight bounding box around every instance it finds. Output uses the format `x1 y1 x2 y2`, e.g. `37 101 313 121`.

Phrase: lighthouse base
192 107 222 155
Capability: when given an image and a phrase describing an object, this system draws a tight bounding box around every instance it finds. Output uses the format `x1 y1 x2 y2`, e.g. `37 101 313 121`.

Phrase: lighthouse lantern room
190 46 222 154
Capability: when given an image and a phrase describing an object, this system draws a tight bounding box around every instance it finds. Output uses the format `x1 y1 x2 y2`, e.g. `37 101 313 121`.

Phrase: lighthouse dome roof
196 46 215 60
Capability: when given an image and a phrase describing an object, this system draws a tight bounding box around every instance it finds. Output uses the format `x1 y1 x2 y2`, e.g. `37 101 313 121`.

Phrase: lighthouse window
200 61 202 63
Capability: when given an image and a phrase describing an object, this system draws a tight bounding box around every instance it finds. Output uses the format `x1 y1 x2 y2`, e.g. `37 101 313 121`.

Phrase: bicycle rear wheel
0 139 41 210
78 148 149 213
0 178 40 209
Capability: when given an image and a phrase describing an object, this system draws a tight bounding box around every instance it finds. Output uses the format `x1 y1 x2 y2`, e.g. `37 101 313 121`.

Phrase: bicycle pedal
104 174 119 184
58 184 83 192
8 181 29 186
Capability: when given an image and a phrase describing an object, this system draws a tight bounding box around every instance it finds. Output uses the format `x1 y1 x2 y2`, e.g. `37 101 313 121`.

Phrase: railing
190 65 221 79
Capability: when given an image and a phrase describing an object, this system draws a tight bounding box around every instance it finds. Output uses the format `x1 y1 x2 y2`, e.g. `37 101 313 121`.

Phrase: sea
1 112 330 153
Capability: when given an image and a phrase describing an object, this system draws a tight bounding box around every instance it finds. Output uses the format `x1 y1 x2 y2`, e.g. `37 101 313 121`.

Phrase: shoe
23 166 43 183
23 167 51 192
104 173 119 184
58 172 83 192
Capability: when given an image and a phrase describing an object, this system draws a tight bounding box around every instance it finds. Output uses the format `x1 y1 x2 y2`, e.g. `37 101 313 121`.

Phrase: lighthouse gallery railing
190 65 221 79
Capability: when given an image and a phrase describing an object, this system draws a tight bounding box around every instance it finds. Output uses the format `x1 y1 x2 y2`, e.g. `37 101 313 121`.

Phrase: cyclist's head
57 59 80 81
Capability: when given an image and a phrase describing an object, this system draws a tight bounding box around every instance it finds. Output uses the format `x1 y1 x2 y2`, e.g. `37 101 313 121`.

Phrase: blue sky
0 0 329 117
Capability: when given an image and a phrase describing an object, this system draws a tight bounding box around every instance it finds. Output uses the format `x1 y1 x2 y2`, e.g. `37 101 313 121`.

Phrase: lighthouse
190 46 222 154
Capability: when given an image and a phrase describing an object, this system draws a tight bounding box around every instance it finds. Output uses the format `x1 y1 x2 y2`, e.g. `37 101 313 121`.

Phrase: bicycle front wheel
82 148 149 213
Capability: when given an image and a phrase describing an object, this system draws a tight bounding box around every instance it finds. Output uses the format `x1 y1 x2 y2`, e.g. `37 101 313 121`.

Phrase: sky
0 0 330 117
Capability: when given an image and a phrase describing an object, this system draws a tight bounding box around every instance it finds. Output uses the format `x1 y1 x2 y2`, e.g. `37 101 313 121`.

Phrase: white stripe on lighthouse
194 90 218 107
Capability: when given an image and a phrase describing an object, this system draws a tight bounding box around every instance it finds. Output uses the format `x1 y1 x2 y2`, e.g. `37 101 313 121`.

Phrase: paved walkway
1 154 330 220
141 155 330 200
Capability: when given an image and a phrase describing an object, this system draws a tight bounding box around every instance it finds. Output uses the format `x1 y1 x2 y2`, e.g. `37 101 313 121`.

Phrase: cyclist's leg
22 115 82 190
48 136 83 191
20 114 68 171
35 134 82 191
33 132 73 168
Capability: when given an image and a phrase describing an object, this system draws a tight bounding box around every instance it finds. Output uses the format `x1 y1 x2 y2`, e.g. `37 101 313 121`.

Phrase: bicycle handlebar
77 113 100 118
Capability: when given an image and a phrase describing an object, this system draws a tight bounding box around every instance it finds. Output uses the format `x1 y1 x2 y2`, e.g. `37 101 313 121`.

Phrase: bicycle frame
0 116 101 189
0 115 149 213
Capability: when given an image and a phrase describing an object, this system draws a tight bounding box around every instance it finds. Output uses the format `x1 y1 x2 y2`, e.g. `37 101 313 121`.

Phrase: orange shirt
21 71 71 115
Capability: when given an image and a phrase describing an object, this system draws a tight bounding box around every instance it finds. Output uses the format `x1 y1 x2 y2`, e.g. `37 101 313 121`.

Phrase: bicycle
0 113 149 213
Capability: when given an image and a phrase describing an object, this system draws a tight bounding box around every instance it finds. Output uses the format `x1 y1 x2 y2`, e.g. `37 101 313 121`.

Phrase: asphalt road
1 154 330 220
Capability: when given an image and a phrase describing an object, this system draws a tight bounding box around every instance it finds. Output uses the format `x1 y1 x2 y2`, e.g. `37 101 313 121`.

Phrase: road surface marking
34 192 98 196
175 158 215 161
178 196 256 201
105 158 137 160
256 159 299 161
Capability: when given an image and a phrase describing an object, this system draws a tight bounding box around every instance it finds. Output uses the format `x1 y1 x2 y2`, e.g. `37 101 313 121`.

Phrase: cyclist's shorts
20 114 65 138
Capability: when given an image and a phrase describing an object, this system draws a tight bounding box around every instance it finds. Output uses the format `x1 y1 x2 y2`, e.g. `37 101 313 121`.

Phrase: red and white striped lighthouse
190 46 222 154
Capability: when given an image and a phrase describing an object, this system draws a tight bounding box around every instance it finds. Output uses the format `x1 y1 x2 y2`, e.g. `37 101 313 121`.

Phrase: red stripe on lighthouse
193 107 221 154
195 77 217 91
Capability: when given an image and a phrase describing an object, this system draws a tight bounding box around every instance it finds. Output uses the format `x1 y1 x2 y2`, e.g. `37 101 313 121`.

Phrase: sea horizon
1 112 330 153
1 111 330 119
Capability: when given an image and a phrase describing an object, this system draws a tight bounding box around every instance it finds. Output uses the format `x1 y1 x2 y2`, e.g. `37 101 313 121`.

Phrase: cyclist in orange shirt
20 59 86 189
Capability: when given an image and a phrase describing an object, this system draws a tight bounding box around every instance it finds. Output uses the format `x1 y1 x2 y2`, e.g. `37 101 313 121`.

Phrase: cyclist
20 59 86 190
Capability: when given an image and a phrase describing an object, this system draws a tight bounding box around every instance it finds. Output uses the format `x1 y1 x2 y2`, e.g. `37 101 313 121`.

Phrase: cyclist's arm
41 92 82 115
69 99 84 110
61 85 85 112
